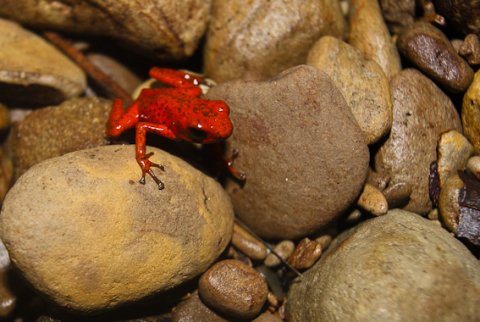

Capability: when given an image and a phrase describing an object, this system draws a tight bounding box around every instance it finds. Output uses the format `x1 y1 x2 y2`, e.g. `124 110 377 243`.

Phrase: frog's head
179 99 233 144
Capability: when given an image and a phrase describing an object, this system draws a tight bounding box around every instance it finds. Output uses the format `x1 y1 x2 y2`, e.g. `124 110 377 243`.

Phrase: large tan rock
373 69 462 214
0 145 234 312
204 0 346 82
286 210 480 322
0 0 211 60
208 65 369 240
0 18 86 106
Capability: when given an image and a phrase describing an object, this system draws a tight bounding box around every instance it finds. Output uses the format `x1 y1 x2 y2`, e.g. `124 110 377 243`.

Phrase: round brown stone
207 65 369 239
198 259 268 320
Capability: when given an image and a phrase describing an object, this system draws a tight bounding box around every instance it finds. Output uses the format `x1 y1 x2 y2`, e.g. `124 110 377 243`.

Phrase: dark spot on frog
89 154 96 159
128 179 135 185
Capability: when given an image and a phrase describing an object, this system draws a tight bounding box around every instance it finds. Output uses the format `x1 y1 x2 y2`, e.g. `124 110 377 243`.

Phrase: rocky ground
0 0 478 321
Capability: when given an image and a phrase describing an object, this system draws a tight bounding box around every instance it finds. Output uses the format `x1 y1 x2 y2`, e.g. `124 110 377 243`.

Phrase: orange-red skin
106 67 233 188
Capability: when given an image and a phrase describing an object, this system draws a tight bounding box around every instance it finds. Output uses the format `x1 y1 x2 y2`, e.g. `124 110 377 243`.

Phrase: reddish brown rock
397 22 474 93
207 65 369 239
199 259 268 320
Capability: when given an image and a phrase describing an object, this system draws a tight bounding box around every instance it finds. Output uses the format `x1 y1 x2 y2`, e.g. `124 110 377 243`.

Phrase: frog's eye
188 127 208 143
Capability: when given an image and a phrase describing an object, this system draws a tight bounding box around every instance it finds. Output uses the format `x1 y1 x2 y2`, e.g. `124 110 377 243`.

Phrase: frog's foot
226 148 247 182
137 152 165 190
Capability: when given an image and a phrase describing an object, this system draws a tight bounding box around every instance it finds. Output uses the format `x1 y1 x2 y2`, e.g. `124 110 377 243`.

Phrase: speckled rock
379 0 415 34
373 69 462 214
207 65 369 239
0 19 86 106
0 1 210 60
348 0 402 80
459 34 480 65
397 22 474 93
437 130 473 187
438 174 464 232
356 183 388 216
172 291 228 322
198 259 268 320
8 97 111 179
286 210 480 322
307 36 392 144
204 0 346 82
462 70 480 153
0 145 234 312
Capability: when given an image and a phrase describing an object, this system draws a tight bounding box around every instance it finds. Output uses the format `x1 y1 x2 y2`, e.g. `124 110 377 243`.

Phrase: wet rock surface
208 65 369 239
198 259 268 320
348 0 402 80
0 0 210 60
0 145 234 312
8 97 111 179
286 210 480 322
374 69 462 214
0 18 86 106
462 69 480 153
437 130 473 187
397 22 474 93
307 36 392 144
204 0 346 82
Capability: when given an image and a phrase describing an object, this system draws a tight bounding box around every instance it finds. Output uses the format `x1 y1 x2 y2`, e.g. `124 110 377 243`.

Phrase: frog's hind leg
149 67 203 96
107 98 140 137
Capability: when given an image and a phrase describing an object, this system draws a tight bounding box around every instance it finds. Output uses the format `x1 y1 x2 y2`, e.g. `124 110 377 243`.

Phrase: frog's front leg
107 99 140 137
135 122 177 190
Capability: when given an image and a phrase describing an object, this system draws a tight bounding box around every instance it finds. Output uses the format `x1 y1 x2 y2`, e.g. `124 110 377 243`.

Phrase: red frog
107 67 233 190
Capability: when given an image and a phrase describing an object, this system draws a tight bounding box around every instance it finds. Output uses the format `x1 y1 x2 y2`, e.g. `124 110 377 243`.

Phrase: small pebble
344 209 363 224
435 0 480 35
314 234 332 251
198 259 268 320
232 223 268 261
397 22 474 93
427 208 439 221
264 240 295 268
379 0 415 35
382 181 412 209
287 238 322 271
436 130 473 187
459 34 480 65
267 292 278 308
0 268 16 318
357 184 388 216
466 156 480 180
438 174 464 232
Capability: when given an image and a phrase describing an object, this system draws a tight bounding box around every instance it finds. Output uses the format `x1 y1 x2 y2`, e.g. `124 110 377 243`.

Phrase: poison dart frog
107 67 234 190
